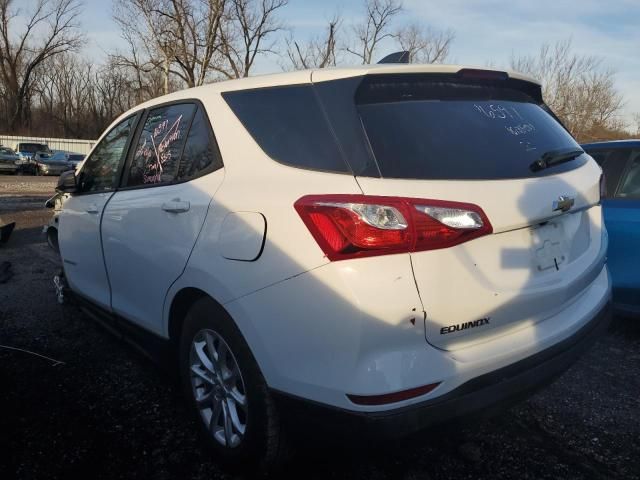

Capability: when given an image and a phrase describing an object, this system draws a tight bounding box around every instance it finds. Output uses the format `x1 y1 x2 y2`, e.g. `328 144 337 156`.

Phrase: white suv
56 64 611 469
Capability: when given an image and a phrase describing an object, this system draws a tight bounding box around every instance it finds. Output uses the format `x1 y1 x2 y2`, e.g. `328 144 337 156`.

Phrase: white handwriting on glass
141 115 183 184
473 104 524 121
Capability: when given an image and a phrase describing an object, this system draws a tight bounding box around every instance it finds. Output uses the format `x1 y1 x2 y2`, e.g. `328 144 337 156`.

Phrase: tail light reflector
347 382 441 406
295 195 492 261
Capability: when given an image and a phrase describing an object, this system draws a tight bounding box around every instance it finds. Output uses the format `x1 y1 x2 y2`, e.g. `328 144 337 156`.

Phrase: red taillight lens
295 195 492 261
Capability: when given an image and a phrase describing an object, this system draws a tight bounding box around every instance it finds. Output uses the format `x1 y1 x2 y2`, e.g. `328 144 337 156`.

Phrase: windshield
357 76 586 180
19 143 50 154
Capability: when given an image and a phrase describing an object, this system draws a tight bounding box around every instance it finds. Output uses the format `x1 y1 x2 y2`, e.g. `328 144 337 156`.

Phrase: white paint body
58 64 611 413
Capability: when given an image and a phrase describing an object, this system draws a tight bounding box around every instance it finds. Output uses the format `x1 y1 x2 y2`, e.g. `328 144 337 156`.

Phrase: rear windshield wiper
529 148 584 172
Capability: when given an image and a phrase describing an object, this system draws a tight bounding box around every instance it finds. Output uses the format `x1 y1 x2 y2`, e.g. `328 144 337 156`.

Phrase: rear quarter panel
162 93 363 335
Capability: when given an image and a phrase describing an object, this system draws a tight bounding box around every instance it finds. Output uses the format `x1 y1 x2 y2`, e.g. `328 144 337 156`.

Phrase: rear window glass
222 85 349 173
357 76 586 180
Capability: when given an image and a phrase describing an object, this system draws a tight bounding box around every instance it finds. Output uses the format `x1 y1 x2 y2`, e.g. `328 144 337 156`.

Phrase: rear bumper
273 300 612 439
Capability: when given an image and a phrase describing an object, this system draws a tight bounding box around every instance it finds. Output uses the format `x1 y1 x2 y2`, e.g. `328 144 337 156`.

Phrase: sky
75 0 640 126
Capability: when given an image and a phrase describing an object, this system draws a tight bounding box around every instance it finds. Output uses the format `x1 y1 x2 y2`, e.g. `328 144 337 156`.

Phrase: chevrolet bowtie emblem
553 195 575 212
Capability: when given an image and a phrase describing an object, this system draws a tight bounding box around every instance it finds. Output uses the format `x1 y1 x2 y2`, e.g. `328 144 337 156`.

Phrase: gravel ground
1 176 639 480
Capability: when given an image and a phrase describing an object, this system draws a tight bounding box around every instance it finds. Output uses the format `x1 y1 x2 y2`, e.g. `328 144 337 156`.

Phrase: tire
46 227 59 253
179 297 287 473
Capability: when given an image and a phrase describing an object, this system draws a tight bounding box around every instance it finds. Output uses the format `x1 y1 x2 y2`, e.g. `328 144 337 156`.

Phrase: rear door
101 102 224 334
587 147 640 310
59 115 139 308
352 73 605 349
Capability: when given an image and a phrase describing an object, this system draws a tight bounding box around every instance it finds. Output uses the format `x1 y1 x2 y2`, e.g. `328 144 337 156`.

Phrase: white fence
0 134 97 155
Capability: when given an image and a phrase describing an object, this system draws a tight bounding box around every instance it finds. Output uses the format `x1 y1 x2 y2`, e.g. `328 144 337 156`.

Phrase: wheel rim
189 329 248 448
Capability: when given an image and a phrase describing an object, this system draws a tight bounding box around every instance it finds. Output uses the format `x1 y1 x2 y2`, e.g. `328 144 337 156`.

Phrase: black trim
272 300 612 440
69 289 176 374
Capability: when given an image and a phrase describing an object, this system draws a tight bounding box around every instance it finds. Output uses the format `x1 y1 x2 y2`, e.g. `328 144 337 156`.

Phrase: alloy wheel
189 329 248 448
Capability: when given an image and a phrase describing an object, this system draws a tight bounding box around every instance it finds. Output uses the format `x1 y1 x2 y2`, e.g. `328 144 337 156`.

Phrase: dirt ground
1 175 639 480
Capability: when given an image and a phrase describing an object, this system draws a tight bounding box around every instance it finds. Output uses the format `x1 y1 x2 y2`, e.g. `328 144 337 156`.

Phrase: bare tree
0 0 83 131
113 0 226 91
510 39 625 141
395 23 454 64
33 53 94 137
110 22 164 102
632 113 640 137
285 16 340 70
216 0 288 79
347 0 402 64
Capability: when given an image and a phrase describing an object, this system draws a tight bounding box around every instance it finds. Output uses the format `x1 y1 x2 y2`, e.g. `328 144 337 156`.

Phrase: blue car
582 140 640 315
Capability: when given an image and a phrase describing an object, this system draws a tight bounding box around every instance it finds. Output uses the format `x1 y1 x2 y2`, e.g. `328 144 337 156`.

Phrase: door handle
86 204 99 214
161 199 190 213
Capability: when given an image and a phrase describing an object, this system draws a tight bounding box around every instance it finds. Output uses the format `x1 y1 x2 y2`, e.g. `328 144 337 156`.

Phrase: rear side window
585 148 632 197
618 151 640 198
178 106 223 179
222 85 349 173
357 75 586 180
127 103 195 187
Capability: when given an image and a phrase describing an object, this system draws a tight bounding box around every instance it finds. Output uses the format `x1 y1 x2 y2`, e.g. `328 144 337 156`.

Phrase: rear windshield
357 75 586 180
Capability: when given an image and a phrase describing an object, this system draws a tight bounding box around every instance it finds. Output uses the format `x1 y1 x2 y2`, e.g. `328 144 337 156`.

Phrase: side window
177 106 222 179
587 148 631 198
617 152 640 198
77 116 135 194
127 103 196 187
222 86 349 173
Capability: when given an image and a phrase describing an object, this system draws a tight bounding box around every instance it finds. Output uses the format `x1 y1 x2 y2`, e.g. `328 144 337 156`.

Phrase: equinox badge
552 195 574 213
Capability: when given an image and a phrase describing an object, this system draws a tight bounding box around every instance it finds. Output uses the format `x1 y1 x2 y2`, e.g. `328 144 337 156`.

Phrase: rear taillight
295 195 492 261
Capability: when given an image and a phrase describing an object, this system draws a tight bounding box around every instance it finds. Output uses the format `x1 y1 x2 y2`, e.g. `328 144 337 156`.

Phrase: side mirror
56 170 77 193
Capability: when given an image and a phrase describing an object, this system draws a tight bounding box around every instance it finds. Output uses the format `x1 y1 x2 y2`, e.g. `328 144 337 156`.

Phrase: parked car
14 142 51 175
67 153 86 170
44 191 67 254
0 146 20 174
34 151 73 176
55 64 611 469
582 140 640 315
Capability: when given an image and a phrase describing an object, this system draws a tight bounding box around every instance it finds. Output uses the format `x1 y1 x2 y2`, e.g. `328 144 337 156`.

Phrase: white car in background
55 63 611 470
